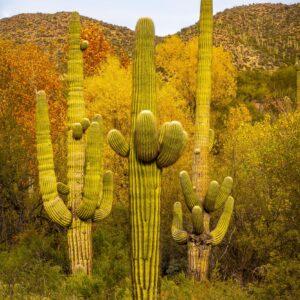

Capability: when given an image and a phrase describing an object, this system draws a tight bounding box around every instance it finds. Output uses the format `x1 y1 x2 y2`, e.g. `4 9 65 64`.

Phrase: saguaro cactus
35 12 113 275
171 0 234 281
108 18 187 299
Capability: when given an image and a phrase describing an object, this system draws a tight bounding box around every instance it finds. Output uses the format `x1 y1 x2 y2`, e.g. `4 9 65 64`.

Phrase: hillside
0 3 299 70
0 12 135 65
177 3 299 69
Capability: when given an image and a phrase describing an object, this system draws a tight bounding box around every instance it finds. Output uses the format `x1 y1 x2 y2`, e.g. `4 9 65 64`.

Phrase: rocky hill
177 3 299 69
0 12 135 65
0 3 299 70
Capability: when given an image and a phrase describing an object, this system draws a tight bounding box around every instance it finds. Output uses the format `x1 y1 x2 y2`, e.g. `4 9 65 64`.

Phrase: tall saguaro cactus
35 12 113 275
171 0 234 281
108 18 187 299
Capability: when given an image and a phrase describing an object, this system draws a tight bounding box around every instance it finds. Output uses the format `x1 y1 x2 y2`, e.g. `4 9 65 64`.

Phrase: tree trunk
67 218 92 275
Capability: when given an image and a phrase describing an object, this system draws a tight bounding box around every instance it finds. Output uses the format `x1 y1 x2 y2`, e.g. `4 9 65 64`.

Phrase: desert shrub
0 230 65 298
212 112 300 283
161 273 252 300
250 257 300 299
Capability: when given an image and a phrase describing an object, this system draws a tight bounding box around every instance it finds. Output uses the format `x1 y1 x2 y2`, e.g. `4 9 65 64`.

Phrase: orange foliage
81 23 111 75
119 49 131 69
0 39 66 175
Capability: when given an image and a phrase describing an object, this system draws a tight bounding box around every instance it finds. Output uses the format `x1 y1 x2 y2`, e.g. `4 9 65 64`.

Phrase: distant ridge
0 3 299 70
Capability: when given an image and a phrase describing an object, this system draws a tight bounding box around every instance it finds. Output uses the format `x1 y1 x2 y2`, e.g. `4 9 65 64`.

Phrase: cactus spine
108 18 187 299
171 0 234 281
35 12 113 275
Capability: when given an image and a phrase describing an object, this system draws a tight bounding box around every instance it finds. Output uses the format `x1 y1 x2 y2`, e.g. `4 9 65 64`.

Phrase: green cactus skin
192 206 203 235
179 171 199 211
210 196 234 245
35 12 113 275
172 0 234 282
135 110 159 162
172 178 234 280
108 129 130 157
204 180 220 212
57 182 70 195
157 122 188 168
192 0 213 202
171 202 188 245
204 177 233 213
108 18 186 299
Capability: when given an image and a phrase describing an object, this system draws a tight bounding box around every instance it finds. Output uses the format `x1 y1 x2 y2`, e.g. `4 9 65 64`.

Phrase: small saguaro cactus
35 12 113 275
171 0 234 281
108 18 187 299
172 174 234 280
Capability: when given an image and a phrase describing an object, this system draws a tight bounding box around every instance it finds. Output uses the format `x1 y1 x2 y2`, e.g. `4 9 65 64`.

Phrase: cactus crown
172 172 234 246
108 18 187 168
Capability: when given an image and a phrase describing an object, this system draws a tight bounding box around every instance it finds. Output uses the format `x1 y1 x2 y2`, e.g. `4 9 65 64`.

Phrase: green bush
250 258 300 299
161 273 252 300
0 232 64 298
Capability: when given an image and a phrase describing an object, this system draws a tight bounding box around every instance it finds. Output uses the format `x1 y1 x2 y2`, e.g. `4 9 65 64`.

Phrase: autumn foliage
81 23 111 75
0 39 66 175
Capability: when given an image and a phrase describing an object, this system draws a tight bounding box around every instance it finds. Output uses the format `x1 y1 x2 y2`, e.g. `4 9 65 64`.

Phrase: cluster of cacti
171 0 234 281
107 18 187 299
35 12 113 275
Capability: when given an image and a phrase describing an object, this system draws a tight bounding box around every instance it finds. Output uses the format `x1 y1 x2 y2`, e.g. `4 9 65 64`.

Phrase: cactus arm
72 123 83 140
57 182 70 195
93 171 113 222
157 121 187 168
172 202 188 245
214 177 233 211
192 206 203 235
80 118 90 132
204 180 220 212
107 129 130 157
36 91 72 227
179 171 199 211
135 110 159 162
204 177 233 212
210 196 234 245
77 121 103 220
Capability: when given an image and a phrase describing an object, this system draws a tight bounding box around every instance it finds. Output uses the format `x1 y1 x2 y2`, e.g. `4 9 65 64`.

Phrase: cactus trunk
188 241 211 281
191 0 213 280
65 12 91 275
192 0 213 202
67 221 93 274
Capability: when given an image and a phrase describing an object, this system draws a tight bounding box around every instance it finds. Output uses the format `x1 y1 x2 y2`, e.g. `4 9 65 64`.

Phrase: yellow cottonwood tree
156 36 237 113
